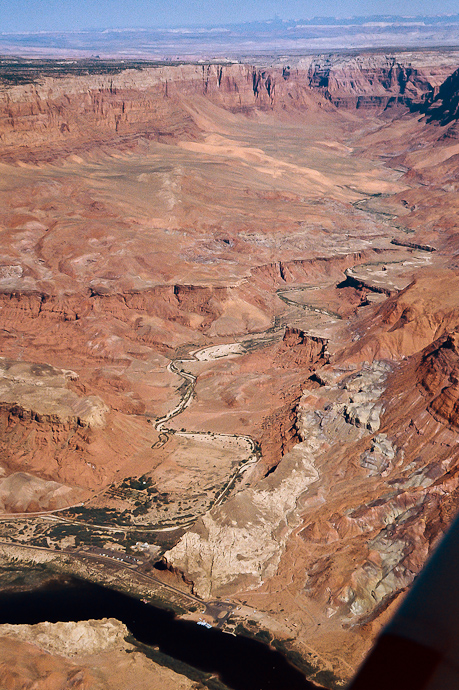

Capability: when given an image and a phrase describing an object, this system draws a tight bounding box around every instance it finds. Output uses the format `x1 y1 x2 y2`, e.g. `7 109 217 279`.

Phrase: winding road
0 240 434 539
148 343 261 528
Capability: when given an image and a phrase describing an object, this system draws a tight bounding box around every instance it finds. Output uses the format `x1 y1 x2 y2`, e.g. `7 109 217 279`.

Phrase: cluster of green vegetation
144 528 185 551
62 506 132 525
115 475 171 511
253 441 262 456
42 523 121 548
46 523 88 539
0 564 60 591
126 530 161 545
120 475 154 492
153 492 171 504
0 58 187 86
29 537 49 548
233 622 272 645
132 503 150 517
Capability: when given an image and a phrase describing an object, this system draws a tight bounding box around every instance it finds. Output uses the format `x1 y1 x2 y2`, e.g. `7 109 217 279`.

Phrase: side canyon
0 51 459 688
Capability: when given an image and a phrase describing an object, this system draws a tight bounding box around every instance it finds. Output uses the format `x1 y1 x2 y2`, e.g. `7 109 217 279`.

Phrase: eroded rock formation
0 50 459 688
0 619 200 689
303 51 459 109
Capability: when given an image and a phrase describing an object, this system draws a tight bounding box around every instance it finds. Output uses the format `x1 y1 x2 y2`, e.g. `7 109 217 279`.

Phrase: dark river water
0 578 319 690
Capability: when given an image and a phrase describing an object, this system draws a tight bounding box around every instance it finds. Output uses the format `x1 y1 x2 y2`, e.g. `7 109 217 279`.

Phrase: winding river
147 244 434 530
0 233 436 690
149 342 261 528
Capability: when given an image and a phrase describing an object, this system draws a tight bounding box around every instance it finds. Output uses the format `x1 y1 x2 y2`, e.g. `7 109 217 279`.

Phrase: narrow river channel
0 578 318 690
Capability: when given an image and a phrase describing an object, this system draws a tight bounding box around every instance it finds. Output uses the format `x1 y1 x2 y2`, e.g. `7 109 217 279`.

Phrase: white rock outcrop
0 618 127 657
166 440 319 598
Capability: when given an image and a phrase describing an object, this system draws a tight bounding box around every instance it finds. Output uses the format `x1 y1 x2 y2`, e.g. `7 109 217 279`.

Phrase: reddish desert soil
1 55 459 688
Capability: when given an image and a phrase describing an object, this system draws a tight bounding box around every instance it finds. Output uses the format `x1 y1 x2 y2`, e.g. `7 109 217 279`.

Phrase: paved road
0 540 236 625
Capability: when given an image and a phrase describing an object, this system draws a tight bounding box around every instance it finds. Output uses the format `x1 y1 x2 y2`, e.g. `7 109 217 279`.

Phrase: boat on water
197 618 213 629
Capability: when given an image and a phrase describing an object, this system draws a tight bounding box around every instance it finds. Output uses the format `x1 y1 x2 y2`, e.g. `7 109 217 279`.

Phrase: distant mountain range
1 15 459 59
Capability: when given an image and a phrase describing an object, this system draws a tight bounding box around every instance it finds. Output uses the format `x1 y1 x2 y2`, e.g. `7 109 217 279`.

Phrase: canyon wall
300 51 459 109
0 52 459 688
0 63 330 162
1 51 458 163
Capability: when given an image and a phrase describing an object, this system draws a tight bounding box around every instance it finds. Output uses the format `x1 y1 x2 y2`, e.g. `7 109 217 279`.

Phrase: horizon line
1 13 459 36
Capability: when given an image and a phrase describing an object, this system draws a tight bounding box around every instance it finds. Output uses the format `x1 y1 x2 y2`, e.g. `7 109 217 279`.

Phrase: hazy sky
1 0 458 32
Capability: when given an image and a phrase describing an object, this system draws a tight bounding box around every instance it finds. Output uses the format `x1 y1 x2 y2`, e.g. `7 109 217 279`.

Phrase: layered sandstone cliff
422 65 459 131
166 272 459 680
1 51 457 165
0 63 333 162
301 51 459 109
0 52 459 689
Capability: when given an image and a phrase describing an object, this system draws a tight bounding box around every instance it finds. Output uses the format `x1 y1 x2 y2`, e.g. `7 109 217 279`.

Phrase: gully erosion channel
0 248 435 689
0 578 318 690
149 342 261 529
